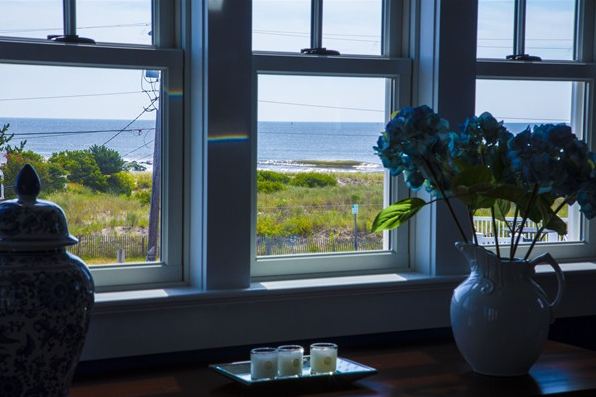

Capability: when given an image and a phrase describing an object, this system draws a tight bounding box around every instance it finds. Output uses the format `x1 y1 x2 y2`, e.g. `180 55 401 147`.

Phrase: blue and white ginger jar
0 164 94 397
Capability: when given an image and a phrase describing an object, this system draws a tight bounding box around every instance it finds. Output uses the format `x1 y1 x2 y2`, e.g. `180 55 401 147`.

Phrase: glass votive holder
310 342 338 374
250 347 278 380
277 345 304 377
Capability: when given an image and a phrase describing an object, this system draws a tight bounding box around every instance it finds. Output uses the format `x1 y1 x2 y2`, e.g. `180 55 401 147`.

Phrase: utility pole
146 85 161 262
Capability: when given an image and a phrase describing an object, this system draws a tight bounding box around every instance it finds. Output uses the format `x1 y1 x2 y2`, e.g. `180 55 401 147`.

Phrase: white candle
310 343 338 374
277 345 304 377
250 347 278 380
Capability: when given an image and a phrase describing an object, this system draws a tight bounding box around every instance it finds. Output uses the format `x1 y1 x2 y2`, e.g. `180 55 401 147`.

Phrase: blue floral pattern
0 252 93 397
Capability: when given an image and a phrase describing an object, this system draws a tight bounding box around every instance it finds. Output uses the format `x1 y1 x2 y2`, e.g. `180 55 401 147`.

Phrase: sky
0 0 578 124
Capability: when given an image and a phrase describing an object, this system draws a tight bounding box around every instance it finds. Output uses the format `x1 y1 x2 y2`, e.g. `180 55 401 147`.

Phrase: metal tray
210 356 377 386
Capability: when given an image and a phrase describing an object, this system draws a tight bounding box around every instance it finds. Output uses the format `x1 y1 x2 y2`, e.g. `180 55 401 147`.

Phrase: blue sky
0 0 578 124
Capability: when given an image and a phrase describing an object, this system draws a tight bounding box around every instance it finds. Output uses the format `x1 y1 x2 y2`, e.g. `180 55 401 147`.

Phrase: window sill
95 261 596 310
84 263 596 361
93 271 461 313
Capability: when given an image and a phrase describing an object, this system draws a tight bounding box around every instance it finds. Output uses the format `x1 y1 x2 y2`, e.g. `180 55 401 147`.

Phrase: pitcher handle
530 253 565 319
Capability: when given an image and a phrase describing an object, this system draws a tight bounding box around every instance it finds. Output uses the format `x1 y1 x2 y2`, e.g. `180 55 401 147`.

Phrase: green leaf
451 163 497 210
372 198 426 232
452 163 493 189
493 199 511 222
544 214 567 235
535 195 567 235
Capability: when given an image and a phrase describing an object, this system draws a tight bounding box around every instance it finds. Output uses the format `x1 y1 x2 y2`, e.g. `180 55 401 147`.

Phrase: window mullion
152 0 177 48
63 0 76 37
513 0 527 56
311 0 323 49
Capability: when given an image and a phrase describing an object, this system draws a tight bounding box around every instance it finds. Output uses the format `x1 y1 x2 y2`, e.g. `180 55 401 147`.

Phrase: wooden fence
69 234 158 260
256 235 382 256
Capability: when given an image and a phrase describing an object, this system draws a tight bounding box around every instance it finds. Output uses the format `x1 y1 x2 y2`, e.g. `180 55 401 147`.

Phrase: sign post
352 204 359 251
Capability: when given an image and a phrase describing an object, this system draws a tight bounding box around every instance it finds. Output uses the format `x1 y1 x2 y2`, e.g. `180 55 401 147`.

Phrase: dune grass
257 171 384 238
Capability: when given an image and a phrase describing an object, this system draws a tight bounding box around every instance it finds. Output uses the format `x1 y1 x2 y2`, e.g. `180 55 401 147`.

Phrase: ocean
0 118 547 172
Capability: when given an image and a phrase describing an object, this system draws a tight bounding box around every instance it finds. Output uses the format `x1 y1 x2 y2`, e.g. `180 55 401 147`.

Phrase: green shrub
283 216 313 236
89 144 125 175
256 215 285 237
290 172 337 188
108 171 136 196
133 190 151 205
257 170 290 184
257 180 286 193
135 172 153 189
49 150 108 191
2 150 66 198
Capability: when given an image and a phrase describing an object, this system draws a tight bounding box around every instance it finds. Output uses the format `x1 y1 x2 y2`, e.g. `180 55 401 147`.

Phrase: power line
122 139 155 157
259 131 380 138
259 100 384 113
478 45 572 50
479 38 573 41
9 128 155 139
496 116 569 122
0 91 157 102
0 23 150 35
253 29 378 38
101 97 159 146
135 152 155 161
253 30 379 43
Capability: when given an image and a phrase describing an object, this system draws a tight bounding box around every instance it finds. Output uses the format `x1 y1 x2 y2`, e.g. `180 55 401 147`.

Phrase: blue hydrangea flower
578 178 596 219
509 124 592 197
374 105 452 193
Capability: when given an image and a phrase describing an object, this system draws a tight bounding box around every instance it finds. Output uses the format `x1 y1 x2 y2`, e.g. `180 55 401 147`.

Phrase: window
0 1 183 291
477 0 577 61
251 0 411 278
476 0 596 260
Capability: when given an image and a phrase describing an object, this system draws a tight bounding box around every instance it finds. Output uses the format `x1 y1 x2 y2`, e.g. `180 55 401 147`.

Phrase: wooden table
71 341 596 397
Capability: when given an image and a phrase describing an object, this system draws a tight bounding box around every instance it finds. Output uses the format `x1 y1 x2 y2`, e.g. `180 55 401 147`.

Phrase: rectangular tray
210 356 377 386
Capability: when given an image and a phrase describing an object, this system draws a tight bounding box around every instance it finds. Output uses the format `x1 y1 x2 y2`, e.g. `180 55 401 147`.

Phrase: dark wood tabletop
70 341 596 397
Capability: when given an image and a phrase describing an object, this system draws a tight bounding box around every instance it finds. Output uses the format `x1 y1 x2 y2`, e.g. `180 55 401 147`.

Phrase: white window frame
248 0 413 279
476 0 596 261
0 1 185 292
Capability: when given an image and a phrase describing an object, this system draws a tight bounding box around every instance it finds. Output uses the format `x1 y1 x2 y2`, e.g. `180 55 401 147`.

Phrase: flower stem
422 158 469 242
511 184 539 260
468 209 478 245
523 198 569 261
509 206 520 261
491 205 501 258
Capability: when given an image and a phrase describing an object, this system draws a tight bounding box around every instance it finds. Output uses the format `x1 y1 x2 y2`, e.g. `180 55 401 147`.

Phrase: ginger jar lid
0 164 78 251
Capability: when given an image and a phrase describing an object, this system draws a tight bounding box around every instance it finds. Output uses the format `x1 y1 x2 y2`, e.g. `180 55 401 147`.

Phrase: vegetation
257 171 384 238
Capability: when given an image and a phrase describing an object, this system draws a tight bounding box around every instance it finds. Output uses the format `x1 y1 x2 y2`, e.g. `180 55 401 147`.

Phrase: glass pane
475 79 582 244
257 74 388 257
253 0 311 52
0 0 63 40
322 0 382 55
0 64 162 266
526 0 575 60
77 0 152 45
477 0 515 59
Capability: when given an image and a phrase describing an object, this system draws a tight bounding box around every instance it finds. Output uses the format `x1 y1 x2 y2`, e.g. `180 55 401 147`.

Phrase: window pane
526 0 575 60
475 79 583 244
257 75 388 257
322 0 382 55
253 0 311 52
0 0 63 40
477 0 515 59
77 0 152 45
0 64 162 266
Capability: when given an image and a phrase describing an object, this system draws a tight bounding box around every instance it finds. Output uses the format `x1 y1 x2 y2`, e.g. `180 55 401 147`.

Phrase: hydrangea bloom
508 124 592 197
373 106 596 258
577 179 596 219
374 105 452 192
